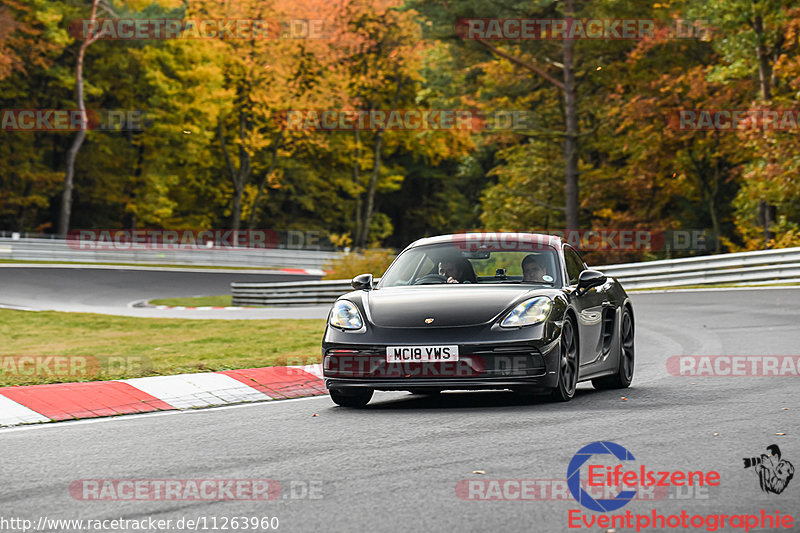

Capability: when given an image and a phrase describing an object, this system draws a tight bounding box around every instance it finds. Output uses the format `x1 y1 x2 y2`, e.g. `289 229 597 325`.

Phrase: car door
563 245 606 366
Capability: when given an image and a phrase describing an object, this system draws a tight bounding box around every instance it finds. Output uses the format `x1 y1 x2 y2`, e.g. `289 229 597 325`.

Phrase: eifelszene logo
566 441 797 531
567 441 637 512
743 445 794 495
567 441 721 512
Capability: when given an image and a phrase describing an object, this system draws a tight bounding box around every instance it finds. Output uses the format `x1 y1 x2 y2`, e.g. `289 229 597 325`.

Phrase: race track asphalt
0 265 327 319
2 287 798 532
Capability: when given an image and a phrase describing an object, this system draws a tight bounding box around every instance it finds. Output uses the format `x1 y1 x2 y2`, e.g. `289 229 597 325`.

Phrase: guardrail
0 237 339 269
599 246 800 289
231 247 800 306
231 279 364 306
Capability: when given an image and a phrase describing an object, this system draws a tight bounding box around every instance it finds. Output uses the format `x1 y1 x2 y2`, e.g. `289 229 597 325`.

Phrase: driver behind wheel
522 254 550 283
438 256 476 284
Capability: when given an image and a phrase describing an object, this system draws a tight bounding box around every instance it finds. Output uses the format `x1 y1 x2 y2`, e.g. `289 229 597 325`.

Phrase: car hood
363 285 553 328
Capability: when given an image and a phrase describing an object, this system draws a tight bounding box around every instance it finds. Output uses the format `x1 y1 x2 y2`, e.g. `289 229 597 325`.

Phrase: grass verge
0 309 325 387
148 295 233 307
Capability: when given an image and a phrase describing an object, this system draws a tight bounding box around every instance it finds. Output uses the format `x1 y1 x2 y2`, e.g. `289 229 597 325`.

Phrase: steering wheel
413 273 449 285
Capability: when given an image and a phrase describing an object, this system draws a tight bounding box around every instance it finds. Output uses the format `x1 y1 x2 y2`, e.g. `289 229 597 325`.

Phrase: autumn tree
0 0 71 232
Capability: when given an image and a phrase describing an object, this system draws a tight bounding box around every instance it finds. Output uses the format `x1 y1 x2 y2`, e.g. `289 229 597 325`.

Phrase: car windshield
379 243 561 287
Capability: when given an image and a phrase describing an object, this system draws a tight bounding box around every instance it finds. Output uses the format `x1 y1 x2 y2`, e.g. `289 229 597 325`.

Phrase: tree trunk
231 188 243 232
234 110 251 232
710 160 721 253
470 10 576 229
562 0 579 231
358 131 383 248
127 141 145 230
247 133 281 230
753 14 775 248
60 127 87 236
356 74 403 248
218 111 251 232
353 128 362 248
686 141 722 253
58 0 100 236
754 15 772 101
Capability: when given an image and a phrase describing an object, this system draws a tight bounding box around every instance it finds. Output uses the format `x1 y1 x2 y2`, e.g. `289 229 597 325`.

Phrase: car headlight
329 300 364 330
500 297 552 328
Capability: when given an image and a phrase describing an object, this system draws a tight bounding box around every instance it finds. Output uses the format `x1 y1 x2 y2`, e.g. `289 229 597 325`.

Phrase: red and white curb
0 364 325 428
278 268 326 276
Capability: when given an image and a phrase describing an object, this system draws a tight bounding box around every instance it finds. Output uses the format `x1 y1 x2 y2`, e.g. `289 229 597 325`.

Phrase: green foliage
3 0 800 255
322 249 396 280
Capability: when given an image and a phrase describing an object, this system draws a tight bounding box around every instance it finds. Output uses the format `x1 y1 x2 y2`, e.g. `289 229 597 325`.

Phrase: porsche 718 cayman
322 232 634 407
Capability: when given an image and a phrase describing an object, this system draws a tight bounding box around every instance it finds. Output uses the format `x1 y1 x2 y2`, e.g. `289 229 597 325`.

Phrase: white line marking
126 299 251 311
0 303 36 311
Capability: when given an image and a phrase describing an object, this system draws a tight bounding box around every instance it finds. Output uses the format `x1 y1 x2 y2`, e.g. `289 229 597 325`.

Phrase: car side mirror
576 269 607 294
351 273 374 290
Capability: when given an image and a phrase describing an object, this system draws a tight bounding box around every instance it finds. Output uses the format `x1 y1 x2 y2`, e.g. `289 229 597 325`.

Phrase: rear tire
329 388 373 407
592 308 634 390
550 317 579 402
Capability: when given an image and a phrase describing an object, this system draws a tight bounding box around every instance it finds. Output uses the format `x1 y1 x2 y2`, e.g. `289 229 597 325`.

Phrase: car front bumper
322 338 561 392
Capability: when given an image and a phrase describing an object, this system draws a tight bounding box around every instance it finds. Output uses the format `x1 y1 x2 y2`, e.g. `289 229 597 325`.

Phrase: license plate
386 345 459 362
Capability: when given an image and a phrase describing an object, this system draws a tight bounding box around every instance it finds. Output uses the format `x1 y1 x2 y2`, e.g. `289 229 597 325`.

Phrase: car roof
406 232 565 251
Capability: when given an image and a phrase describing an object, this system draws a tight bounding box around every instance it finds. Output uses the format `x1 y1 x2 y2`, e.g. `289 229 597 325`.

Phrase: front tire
550 317 579 402
592 308 634 390
329 388 373 407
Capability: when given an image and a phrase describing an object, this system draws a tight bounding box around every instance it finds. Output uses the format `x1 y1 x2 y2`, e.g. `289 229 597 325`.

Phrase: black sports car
321 232 634 407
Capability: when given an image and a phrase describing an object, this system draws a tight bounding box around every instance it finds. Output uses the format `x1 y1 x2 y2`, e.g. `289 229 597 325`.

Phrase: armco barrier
599 246 800 289
0 237 339 269
231 279 361 306
231 247 800 306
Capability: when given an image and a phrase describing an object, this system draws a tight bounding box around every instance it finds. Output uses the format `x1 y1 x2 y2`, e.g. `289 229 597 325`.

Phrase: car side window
564 246 586 285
